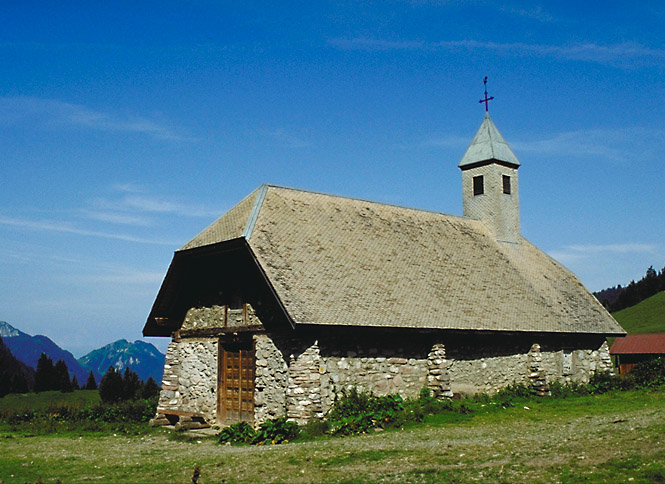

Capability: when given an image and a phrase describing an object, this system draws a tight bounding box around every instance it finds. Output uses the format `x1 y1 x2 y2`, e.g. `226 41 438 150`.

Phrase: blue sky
1 1 663 356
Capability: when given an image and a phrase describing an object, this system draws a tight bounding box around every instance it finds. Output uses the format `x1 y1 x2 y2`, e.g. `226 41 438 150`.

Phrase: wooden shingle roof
160 184 624 336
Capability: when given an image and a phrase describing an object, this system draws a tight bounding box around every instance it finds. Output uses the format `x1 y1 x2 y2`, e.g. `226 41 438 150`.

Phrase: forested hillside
1 323 92 385
0 337 34 396
594 265 665 312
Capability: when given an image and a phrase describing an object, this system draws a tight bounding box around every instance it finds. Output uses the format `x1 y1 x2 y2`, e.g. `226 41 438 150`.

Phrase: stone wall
154 326 614 426
447 348 531 395
254 334 288 424
443 336 613 395
320 352 428 411
251 331 614 424
157 338 218 422
427 344 453 398
538 341 614 385
265 334 449 420
181 303 263 332
286 341 324 424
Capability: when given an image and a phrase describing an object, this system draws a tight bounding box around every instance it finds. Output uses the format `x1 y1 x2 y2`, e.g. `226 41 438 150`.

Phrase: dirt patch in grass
1 390 664 483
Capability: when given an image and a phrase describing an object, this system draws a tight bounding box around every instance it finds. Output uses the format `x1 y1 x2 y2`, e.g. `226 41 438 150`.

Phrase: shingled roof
145 184 625 336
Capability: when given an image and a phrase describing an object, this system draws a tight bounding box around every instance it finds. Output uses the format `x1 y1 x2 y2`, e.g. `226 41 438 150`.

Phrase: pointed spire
458 113 520 169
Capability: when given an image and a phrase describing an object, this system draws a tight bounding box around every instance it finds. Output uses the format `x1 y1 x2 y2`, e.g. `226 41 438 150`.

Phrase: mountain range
1 321 93 385
79 339 165 382
0 321 164 385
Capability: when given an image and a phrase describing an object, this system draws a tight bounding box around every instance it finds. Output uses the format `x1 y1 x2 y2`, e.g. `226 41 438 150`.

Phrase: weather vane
479 76 494 112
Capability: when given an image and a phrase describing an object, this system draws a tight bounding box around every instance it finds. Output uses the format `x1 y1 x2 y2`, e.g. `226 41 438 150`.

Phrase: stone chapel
144 113 625 427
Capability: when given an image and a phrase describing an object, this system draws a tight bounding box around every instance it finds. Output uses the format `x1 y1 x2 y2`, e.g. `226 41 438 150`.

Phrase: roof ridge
178 186 263 251
260 184 478 222
242 184 269 240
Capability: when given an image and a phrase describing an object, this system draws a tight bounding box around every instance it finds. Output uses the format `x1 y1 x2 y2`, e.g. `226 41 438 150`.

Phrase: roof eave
143 236 296 337
293 320 626 336
459 158 521 171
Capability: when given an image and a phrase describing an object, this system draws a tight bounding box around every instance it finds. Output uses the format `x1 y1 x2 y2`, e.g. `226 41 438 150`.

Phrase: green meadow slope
612 291 665 334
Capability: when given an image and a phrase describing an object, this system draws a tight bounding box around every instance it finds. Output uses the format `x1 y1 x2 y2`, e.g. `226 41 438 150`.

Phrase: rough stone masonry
152 304 613 427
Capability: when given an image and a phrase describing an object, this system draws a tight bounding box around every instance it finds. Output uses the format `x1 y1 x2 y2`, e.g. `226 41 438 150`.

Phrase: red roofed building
610 334 665 374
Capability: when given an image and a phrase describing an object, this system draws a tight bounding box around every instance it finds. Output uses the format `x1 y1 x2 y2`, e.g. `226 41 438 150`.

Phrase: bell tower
459 82 521 243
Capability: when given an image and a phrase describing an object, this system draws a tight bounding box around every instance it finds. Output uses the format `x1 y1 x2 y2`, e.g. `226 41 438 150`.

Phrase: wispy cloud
112 183 145 194
71 268 165 285
1 184 218 246
79 209 152 227
564 243 658 254
0 96 194 141
425 126 660 163
405 1 555 22
547 242 661 290
0 242 163 285
122 195 216 216
89 192 219 219
548 242 658 266
329 38 424 51
422 134 469 148
0 214 177 245
512 127 661 162
262 128 311 148
499 5 553 22
328 38 665 67
0 247 35 264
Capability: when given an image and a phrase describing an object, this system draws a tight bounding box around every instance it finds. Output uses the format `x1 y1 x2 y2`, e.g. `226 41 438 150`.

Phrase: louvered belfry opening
218 339 255 425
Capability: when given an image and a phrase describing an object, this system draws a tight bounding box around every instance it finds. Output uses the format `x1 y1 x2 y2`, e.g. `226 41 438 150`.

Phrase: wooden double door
217 339 255 425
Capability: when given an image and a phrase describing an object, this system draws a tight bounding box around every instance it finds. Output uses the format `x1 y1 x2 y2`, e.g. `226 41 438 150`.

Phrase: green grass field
1 389 665 483
612 291 665 334
0 390 100 413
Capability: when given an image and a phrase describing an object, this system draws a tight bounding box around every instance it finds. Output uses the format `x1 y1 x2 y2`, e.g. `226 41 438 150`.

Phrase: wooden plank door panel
218 340 255 425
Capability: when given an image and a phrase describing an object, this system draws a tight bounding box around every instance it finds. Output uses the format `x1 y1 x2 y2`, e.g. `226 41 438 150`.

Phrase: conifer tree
122 367 141 400
141 376 161 399
84 370 97 390
99 366 123 403
0 337 34 395
0 372 10 398
9 372 29 394
35 353 55 392
70 374 79 391
54 360 72 392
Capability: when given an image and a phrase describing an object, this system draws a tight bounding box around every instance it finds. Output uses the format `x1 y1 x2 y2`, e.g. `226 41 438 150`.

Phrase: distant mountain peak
78 338 164 383
1 321 93 384
0 321 164 385
0 321 21 338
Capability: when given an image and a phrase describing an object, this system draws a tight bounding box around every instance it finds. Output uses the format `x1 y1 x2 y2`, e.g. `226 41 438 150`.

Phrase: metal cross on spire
479 76 494 112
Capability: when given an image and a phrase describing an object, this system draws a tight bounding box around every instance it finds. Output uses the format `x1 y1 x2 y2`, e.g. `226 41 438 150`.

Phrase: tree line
594 265 665 313
0 343 160 402
97 365 160 403
34 353 97 393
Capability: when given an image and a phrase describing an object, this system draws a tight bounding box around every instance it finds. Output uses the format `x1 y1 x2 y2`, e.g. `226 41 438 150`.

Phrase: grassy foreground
1 389 665 483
